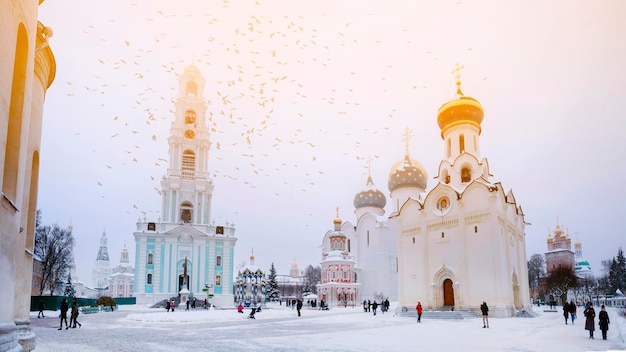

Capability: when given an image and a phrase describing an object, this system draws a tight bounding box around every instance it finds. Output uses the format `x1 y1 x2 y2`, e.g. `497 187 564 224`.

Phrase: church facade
133 65 237 307
339 74 531 317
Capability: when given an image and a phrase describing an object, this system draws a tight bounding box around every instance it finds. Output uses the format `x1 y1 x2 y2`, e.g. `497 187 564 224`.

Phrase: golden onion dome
354 175 386 209
388 155 428 192
437 73 484 138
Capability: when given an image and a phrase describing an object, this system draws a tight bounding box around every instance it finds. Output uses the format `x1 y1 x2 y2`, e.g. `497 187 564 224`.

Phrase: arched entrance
443 279 454 306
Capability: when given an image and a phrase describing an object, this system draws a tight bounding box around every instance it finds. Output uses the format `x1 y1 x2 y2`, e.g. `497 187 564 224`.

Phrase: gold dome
333 207 342 225
437 96 484 138
437 69 484 138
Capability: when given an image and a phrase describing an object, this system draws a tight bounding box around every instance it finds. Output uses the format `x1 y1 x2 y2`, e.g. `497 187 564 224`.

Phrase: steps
395 308 479 320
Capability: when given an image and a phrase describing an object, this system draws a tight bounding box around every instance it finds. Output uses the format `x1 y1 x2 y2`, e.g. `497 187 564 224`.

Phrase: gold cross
451 63 465 95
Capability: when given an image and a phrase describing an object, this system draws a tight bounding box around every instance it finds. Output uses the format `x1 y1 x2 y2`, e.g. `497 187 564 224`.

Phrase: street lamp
204 283 214 309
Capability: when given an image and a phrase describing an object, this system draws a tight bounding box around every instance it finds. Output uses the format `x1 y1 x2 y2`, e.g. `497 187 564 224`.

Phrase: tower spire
402 127 413 159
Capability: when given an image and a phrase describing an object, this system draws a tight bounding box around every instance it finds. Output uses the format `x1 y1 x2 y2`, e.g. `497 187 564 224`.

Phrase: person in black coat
481 301 489 328
584 303 596 339
37 300 45 318
296 298 303 316
58 299 69 330
598 305 610 340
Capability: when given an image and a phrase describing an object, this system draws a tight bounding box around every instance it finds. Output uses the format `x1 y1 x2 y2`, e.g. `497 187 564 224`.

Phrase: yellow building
1 1 55 351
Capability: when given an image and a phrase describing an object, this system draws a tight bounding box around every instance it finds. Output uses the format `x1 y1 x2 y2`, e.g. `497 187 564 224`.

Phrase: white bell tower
160 64 214 225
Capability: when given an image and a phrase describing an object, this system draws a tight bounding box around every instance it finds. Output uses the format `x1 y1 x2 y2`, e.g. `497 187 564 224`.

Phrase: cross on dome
452 63 465 96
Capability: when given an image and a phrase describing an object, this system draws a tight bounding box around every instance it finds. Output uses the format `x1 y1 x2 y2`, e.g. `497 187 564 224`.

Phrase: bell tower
160 64 214 225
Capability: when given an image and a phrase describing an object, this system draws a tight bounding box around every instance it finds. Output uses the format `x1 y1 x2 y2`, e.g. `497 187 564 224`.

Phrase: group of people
58 298 81 330
581 302 611 340
562 300 578 324
362 299 390 315
562 301 610 340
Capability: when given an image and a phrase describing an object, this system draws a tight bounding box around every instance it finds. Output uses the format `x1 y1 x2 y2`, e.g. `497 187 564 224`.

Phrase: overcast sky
37 0 626 287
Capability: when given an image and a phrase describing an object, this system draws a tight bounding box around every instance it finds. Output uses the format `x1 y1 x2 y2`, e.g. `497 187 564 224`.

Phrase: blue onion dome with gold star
437 66 484 137
388 154 428 192
354 174 386 209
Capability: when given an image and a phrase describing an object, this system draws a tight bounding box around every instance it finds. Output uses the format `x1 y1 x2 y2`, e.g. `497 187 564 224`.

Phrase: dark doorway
178 275 190 292
443 279 454 306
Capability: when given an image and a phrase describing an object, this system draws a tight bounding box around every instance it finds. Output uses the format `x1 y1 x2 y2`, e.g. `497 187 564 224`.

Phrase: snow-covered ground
30 303 626 352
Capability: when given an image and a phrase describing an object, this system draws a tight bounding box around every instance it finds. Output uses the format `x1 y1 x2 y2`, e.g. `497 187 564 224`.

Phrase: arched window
180 201 193 223
184 110 196 125
216 275 221 286
147 273 153 285
461 167 471 182
186 81 197 96
3 24 28 201
216 256 222 267
182 150 195 180
147 253 153 264
459 134 465 154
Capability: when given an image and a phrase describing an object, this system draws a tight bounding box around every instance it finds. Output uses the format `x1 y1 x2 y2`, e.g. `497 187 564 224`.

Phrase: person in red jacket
416 302 423 323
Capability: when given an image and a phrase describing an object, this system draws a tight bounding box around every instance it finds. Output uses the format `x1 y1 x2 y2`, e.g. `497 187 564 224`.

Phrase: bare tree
527 254 545 291
34 211 75 296
546 265 578 304
302 265 321 294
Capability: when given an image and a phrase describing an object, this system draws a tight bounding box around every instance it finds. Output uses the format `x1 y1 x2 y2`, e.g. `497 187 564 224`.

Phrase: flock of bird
48 0 475 223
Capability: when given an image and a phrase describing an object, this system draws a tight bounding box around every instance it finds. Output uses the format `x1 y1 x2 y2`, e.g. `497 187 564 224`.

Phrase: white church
338 73 531 317
133 65 237 307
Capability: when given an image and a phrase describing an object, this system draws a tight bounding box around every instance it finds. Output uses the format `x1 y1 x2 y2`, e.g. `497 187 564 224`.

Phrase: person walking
372 301 378 316
58 298 69 330
480 301 489 328
165 300 171 312
363 300 367 312
598 304 610 340
296 298 303 317
37 300 45 318
563 301 570 324
569 301 577 324
584 302 596 339
70 298 81 328
416 301 423 323
186 299 190 311
237 303 244 314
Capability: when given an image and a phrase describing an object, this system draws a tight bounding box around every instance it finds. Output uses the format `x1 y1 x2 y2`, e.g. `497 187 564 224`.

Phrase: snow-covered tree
64 274 75 298
265 263 280 301
609 247 626 294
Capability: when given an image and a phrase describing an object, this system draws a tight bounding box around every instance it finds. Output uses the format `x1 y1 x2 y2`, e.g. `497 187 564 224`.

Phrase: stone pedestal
15 319 35 352
179 288 190 306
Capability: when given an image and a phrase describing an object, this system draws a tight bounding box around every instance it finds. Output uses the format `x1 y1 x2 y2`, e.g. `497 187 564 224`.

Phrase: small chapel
133 65 237 307
338 69 531 317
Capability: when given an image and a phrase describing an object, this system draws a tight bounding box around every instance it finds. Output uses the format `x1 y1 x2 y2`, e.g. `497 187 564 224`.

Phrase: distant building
545 223 575 273
31 256 44 296
234 250 266 306
92 231 112 291
317 210 360 307
574 240 594 279
1 2 56 351
108 245 135 298
133 65 237 307
275 260 305 301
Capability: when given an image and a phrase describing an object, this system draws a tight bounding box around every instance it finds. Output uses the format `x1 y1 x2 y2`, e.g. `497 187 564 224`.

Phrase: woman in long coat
584 303 596 339
598 305 610 340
